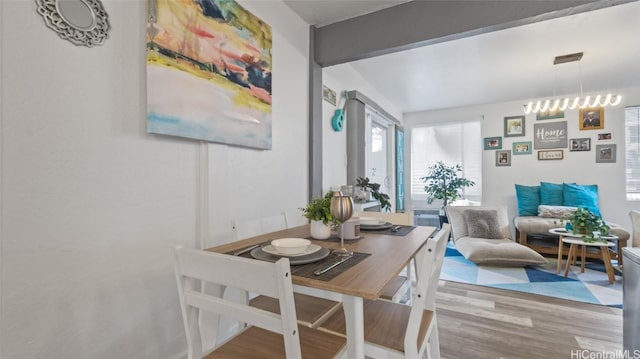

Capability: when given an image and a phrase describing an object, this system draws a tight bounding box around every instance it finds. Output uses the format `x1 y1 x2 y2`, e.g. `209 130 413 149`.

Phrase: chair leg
427 318 441 359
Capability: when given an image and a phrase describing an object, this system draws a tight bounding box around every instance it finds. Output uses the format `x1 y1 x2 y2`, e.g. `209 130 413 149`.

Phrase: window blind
625 106 640 200
410 120 482 208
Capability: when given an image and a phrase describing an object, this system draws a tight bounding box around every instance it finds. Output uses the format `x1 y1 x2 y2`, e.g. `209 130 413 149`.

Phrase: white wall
404 86 640 231
0 0 310 358
322 63 402 193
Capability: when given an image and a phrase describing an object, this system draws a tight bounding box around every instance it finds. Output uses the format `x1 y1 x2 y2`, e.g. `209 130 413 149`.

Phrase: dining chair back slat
176 246 282 298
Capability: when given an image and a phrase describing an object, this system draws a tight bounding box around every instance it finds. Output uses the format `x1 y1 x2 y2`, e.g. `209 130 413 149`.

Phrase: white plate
360 221 394 230
359 217 386 226
262 243 322 257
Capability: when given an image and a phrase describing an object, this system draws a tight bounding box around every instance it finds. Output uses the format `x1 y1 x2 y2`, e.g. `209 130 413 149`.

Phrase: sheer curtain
410 120 482 209
625 105 640 200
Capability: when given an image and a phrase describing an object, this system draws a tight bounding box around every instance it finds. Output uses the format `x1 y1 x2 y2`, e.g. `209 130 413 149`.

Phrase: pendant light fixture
523 52 621 114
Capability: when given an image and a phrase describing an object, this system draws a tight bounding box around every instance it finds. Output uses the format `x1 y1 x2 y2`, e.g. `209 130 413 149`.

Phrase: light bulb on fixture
524 94 622 114
523 52 622 114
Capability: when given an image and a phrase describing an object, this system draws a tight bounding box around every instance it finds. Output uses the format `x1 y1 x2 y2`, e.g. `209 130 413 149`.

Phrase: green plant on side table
301 190 335 225
421 161 475 215
566 208 610 243
356 177 391 211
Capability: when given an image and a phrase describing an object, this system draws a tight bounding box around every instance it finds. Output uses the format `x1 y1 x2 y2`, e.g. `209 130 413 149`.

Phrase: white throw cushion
538 205 578 219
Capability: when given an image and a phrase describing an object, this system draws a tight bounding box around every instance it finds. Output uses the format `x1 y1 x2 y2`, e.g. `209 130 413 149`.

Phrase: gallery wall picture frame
533 121 568 149
484 136 502 150
512 141 532 155
536 109 564 121
597 132 613 141
538 149 563 160
322 85 337 105
504 115 525 137
569 138 591 152
496 150 511 166
596 144 617 163
579 107 604 130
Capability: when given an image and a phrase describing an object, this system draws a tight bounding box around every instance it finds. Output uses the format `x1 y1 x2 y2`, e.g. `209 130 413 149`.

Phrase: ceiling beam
314 0 635 67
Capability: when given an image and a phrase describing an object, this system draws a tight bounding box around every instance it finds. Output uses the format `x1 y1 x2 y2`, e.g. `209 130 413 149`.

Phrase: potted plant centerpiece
421 161 475 221
566 208 610 242
301 190 335 239
355 177 391 211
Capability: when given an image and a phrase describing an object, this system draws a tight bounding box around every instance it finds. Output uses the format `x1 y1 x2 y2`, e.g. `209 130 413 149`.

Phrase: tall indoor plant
421 161 475 215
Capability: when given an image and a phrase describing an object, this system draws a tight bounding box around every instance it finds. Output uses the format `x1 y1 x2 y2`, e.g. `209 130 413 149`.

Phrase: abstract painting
146 0 272 149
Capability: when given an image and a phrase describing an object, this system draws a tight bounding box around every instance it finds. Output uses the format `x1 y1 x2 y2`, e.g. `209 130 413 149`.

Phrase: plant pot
310 220 331 239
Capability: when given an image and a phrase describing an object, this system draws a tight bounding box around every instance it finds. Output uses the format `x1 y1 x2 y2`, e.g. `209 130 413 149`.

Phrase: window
410 120 482 208
625 105 640 200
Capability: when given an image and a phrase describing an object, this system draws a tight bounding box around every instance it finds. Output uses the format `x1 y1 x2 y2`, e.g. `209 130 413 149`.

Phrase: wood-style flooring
435 280 622 359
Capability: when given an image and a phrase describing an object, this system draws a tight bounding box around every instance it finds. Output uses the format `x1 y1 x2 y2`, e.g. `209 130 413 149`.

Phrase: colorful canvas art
146 0 272 149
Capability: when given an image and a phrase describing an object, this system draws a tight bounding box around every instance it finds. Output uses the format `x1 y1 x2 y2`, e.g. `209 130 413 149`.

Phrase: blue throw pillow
562 183 601 217
515 184 540 216
540 182 564 206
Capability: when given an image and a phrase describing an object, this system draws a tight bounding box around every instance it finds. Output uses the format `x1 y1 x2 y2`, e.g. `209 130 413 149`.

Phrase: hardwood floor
436 280 622 359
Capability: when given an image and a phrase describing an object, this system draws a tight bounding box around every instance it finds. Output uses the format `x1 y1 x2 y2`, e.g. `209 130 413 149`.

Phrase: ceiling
284 0 640 113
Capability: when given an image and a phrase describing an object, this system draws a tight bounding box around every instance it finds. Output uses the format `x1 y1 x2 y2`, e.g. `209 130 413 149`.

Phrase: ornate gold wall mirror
36 0 111 47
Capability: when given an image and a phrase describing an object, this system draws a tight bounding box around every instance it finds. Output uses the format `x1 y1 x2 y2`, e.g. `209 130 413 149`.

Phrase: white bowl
270 238 311 255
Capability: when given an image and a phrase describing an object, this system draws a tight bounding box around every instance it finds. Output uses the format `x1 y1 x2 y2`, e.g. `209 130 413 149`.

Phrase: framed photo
597 132 613 141
512 141 532 155
569 138 591 152
596 144 617 163
484 136 502 150
322 85 337 105
504 115 525 137
536 109 564 121
496 150 511 166
579 107 604 130
533 121 567 149
538 150 563 160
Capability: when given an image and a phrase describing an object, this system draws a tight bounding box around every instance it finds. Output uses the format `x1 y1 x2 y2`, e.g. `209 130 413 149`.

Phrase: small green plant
300 190 335 225
566 208 610 242
421 161 475 208
356 177 391 211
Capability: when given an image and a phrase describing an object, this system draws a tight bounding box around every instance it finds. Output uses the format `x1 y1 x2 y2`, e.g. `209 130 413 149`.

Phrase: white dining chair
232 213 343 329
354 210 416 303
174 246 346 359
318 224 451 359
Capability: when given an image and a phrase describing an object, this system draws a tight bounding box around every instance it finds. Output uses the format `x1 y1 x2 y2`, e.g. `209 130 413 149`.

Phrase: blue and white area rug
441 243 623 308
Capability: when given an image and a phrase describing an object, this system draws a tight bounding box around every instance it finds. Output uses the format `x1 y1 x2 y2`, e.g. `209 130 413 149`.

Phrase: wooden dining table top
205 224 437 300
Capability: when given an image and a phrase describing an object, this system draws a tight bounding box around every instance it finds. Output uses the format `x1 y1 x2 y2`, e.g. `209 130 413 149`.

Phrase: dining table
205 223 437 359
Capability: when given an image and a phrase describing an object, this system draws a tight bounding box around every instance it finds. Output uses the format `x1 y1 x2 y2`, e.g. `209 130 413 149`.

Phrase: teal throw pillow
562 183 601 217
540 182 564 206
514 184 540 216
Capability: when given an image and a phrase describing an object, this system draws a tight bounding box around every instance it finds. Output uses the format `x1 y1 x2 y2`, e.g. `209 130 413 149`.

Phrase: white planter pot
310 220 331 239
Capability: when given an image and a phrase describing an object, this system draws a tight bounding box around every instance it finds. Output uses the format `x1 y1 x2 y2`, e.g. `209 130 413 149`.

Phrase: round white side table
549 228 618 284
